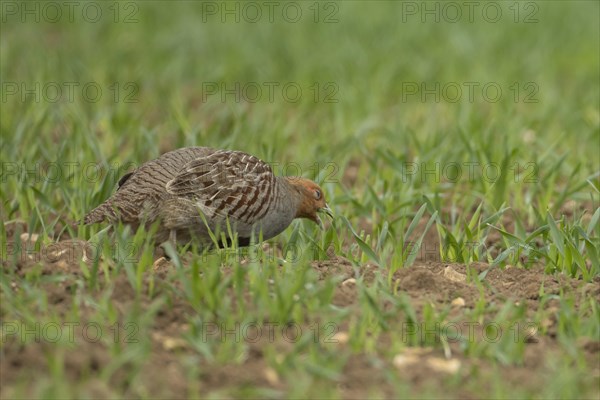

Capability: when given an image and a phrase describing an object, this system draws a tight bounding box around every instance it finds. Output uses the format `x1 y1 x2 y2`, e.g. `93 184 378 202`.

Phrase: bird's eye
314 189 321 200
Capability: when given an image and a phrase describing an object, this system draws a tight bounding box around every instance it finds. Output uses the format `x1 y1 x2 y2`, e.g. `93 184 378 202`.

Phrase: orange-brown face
287 177 333 226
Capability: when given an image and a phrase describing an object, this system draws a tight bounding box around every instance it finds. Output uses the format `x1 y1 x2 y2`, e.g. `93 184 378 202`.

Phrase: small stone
152 256 171 271
55 260 70 271
164 337 187 351
331 331 349 344
48 247 69 259
155 333 187 351
392 347 431 369
392 354 419 368
426 357 461 374
264 367 279 385
20 233 39 243
444 266 466 283
342 278 357 287
540 318 554 330
451 297 465 307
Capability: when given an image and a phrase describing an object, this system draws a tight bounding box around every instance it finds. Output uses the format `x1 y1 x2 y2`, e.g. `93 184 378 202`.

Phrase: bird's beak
319 204 334 219
316 204 334 230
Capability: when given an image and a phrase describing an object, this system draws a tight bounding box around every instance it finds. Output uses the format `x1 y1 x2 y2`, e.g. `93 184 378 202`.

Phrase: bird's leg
169 229 177 246
164 229 178 259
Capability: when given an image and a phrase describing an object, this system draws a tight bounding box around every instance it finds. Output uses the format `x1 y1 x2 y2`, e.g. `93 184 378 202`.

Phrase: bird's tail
83 202 116 225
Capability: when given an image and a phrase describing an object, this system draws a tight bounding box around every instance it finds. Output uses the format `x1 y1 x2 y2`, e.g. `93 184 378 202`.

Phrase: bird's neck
281 176 311 219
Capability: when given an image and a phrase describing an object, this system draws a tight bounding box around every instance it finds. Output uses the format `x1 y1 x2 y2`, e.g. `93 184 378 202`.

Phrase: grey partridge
84 147 332 246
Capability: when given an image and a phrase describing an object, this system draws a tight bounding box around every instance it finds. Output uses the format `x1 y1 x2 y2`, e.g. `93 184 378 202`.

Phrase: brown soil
1 223 599 399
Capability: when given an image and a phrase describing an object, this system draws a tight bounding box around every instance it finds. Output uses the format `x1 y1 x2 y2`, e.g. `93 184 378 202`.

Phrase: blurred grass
1 1 599 398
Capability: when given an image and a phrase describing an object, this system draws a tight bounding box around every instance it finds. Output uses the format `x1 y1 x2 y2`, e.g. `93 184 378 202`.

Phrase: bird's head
286 177 333 228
